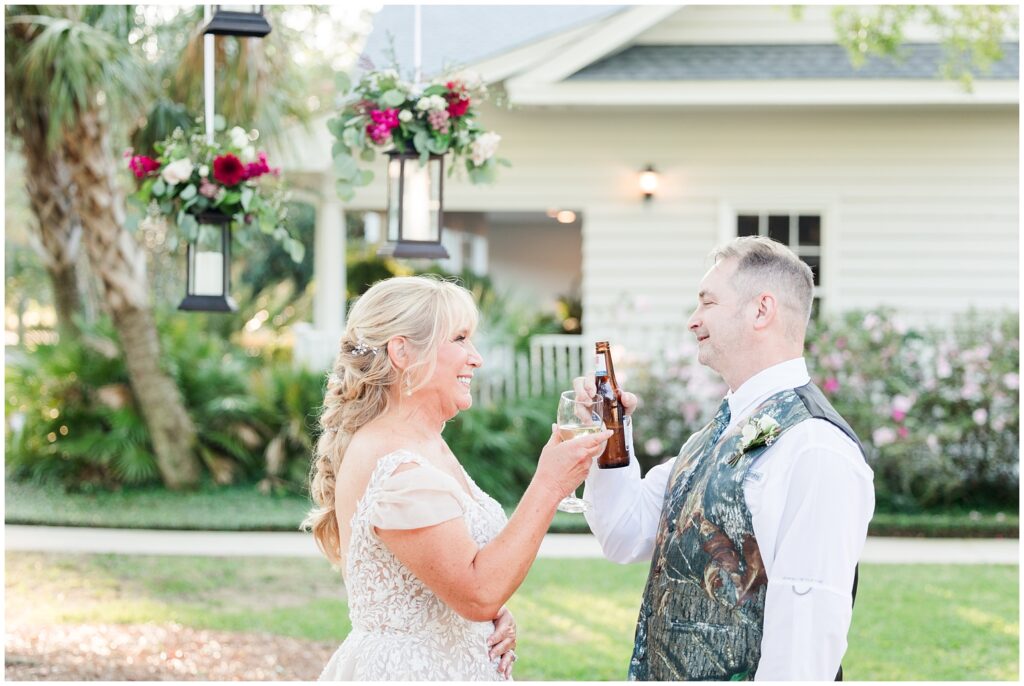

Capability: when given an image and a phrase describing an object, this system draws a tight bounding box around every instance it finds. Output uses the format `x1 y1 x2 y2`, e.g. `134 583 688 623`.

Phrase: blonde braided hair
301 275 478 564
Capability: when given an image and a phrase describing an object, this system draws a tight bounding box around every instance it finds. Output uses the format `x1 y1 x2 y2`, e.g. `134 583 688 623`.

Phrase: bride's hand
488 605 517 679
535 424 613 500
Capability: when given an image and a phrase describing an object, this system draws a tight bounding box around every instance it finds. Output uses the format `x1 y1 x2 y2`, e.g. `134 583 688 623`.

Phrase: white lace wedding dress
318 450 511 681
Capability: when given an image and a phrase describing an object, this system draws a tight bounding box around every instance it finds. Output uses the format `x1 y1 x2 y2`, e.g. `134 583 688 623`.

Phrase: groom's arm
583 441 673 564
754 423 874 680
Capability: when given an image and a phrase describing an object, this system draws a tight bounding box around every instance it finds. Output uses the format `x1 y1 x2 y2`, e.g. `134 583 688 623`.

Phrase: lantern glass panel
190 221 226 297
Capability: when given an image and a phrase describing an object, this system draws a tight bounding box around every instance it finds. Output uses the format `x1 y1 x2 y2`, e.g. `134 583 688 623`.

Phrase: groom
580 236 874 680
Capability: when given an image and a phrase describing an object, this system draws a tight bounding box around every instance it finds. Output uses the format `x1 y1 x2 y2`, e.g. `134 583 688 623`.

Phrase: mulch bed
5 622 338 681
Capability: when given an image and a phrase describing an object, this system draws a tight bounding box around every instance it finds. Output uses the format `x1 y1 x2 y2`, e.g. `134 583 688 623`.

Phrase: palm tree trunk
18 102 83 339
62 105 202 490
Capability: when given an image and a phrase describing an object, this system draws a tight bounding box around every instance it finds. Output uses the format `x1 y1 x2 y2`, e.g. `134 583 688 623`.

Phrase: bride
304 276 610 680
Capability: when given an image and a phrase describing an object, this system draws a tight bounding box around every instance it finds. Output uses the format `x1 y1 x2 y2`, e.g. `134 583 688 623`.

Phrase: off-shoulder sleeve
368 464 465 531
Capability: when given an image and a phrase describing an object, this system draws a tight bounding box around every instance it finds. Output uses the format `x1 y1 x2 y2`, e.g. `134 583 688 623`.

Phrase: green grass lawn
5 480 1018 537
5 552 1018 680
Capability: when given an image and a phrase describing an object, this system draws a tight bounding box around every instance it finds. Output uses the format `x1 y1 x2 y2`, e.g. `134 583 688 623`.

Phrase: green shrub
443 393 559 507
5 314 325 491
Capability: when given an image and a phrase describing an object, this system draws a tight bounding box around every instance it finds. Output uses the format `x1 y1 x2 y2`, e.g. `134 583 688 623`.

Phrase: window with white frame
737 212 822 317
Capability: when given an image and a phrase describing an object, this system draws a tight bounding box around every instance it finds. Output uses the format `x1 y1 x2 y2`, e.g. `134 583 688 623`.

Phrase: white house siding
336 100 1016 344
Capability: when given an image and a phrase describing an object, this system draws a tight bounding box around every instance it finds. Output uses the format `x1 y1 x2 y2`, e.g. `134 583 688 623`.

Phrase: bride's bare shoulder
343 428 423 474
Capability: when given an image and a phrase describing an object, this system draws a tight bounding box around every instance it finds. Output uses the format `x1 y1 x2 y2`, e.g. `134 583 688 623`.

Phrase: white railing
474 327 693 404
474 334 593 405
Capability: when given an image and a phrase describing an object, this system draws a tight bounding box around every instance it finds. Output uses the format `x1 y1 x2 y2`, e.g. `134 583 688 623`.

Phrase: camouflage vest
629 383 864 681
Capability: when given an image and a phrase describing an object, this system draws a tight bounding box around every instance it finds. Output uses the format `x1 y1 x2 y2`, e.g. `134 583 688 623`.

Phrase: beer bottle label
595 354 608 376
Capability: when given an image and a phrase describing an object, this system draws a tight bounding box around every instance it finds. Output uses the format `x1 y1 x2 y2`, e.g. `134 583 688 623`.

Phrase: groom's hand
572 376 638 416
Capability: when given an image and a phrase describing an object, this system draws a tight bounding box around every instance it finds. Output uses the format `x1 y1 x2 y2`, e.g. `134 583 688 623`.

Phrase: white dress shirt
583 357 875 680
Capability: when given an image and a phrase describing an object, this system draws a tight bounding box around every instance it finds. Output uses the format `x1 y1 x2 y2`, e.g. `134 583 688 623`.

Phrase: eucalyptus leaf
342 126 359 148
326 116 346 138
179 184 197 201
178 213 199 241
240 187 254 212
336 181 355 202
213 114 226 132
333 153 358 179
422 84 447 96
354 169 374 186
152 178 166 197
360 148 376 162
413 130 429 154
332 140 350 157
425 136 447 154
379 89 406 108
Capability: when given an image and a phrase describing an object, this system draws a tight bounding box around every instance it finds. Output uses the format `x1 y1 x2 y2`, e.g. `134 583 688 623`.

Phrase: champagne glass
555 390 604 514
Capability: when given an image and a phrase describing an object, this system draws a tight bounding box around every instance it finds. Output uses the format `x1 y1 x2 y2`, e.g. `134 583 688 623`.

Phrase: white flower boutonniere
729 414 781 466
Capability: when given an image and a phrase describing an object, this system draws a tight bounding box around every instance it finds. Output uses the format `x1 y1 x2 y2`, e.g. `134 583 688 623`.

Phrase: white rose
740 422 758 448
161 158 194 185
241 145 256 162
229 126 249 149
198 165 210 178
416 97 431 111
469 132 501 166
428 95 447 112
757 416 780 433
398 109 413 123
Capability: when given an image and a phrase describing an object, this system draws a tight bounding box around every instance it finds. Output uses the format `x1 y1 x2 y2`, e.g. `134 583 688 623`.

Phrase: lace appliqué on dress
318 450 510 681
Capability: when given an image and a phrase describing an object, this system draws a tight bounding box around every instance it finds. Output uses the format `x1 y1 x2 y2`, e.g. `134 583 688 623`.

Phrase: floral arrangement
328 68 508 200
127 125 303 262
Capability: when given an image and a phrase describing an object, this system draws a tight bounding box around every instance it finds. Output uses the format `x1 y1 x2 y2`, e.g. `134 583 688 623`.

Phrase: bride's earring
404 377 413 397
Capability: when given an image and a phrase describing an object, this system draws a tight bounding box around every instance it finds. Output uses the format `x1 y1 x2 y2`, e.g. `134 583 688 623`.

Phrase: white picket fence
473 328 690 405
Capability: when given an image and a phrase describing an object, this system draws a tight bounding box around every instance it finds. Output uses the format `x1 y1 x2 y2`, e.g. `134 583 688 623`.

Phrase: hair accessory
351 339 379 357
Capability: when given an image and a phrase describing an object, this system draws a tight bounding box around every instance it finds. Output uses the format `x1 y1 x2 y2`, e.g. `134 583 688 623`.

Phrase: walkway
5 526 1018 564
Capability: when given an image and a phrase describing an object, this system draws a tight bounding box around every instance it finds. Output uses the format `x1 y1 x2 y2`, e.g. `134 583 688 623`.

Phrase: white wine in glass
555 390 604 513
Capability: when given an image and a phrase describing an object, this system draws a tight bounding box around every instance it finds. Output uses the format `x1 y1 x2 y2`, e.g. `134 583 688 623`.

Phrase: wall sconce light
639 164 659 202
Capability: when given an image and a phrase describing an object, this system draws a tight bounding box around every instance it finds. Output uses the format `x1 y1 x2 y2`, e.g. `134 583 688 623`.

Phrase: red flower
128 155 160 180
213 153 245 186
446 94 470 118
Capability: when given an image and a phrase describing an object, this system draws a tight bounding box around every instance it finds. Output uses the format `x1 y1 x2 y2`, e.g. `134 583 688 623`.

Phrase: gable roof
570 43 1020 81
358 4 624 79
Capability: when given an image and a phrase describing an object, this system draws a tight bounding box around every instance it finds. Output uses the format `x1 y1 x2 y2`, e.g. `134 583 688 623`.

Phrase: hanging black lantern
377 149 449 260
179 211 237 312
203 5 272 38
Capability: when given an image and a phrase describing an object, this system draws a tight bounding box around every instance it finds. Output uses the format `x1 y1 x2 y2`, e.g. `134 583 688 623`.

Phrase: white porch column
294 175 346 370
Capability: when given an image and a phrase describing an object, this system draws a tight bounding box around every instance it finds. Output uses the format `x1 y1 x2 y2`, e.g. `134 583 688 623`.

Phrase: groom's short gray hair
710 236 814 338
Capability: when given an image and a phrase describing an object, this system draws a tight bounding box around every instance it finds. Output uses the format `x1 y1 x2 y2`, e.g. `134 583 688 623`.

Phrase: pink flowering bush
806 308 1018 510
128 125 303 262
620 308 1018 511
616 336 729 475
328 68 508 201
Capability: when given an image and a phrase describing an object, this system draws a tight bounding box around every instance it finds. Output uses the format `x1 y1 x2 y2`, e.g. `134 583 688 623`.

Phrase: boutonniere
728 414 781 465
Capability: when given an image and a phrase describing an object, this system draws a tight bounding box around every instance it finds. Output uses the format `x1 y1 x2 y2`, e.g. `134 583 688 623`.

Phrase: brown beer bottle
595 341 632 468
